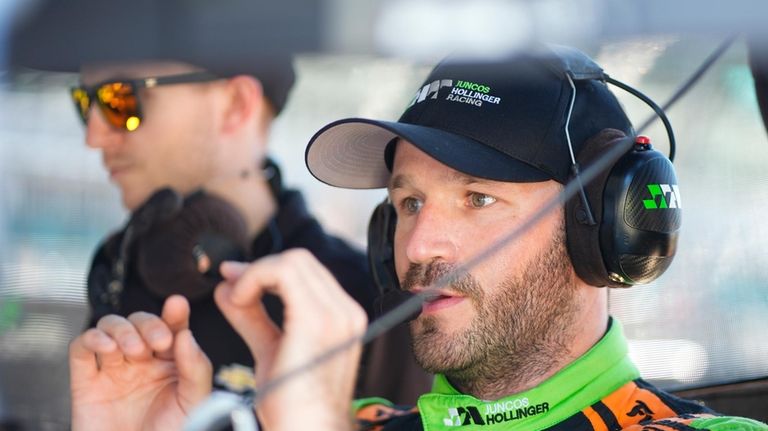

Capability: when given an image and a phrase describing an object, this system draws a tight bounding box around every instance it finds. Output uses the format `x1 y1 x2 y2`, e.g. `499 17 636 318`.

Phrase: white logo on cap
408 79 454 107
407 79 502 109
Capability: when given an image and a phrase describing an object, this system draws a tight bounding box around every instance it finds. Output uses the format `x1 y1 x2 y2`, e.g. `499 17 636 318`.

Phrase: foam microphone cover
135 191 251 301
129 188 184 234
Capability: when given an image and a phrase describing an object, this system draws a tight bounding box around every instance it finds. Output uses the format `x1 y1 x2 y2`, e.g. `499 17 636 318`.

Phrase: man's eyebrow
451 171 493 186
388 171 494 190
388 174 410 191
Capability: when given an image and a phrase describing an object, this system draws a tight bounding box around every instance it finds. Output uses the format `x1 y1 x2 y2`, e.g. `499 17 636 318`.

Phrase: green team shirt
355 319 767 431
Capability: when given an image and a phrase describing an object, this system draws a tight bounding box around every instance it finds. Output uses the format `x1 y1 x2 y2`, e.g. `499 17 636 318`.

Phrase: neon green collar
416 318 639 431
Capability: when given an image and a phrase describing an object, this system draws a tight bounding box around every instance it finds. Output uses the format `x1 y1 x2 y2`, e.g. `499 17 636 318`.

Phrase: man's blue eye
469 193 496 208
403 197 423 213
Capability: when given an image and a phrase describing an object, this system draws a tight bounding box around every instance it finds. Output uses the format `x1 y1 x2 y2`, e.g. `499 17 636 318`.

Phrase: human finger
220 260 249 283
127 311 173 353
155 295 191 360
174 329 213 410
95 315 148 363
270 249 368 338
227 250 339 312
214 281 280 361
225 250 368 352
69 329 114 381
161 294 191 333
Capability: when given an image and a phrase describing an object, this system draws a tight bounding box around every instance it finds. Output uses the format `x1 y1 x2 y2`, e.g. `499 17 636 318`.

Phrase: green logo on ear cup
643 184 681 209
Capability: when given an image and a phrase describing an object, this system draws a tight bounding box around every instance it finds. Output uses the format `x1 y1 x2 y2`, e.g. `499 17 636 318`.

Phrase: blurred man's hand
216 249 368 431
69 295 212 431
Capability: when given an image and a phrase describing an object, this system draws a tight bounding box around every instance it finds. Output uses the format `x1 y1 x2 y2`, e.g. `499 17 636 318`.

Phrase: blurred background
1 0 767 429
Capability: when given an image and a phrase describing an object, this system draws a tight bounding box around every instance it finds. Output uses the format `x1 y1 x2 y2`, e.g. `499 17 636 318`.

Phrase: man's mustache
401 262 482 299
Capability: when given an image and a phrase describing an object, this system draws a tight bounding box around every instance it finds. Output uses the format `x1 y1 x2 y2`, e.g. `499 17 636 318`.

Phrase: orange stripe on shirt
582 405 610 431
599 381 678 427
356 404 418 431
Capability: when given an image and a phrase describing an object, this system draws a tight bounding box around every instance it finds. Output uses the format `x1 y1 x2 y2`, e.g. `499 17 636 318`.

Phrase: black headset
87 159 283 317
564 129 680 288
366 73 681 299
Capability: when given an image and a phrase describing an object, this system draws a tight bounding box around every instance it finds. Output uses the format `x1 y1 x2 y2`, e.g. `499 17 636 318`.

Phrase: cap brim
305 118 551 189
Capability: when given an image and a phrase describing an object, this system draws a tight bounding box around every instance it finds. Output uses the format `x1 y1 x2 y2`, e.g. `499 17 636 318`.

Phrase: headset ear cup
134 191 251 301
601 141 681 285
368 198 417 319
367 199 398 295
86 231 124 317
367 199 421 320
566 128 629 287
567 129 682 287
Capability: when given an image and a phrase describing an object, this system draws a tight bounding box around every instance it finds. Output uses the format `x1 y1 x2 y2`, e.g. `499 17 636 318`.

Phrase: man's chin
410 312 467 335
120 189 155 212
122 194 144 212
411 330 465 375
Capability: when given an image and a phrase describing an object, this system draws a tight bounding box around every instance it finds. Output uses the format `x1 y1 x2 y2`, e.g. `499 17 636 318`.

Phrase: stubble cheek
410 316 442 370
410 315 477 373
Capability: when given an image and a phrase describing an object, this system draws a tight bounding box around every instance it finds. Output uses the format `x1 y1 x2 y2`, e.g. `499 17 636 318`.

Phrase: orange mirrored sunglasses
70 71 219 132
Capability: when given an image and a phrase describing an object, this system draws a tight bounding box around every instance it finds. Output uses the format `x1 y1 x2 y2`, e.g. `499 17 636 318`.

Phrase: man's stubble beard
407 223 581 396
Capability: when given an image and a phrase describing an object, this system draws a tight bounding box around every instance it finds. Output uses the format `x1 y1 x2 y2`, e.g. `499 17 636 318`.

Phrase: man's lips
106 164 132 178
412 289 466 314
104 154 132 177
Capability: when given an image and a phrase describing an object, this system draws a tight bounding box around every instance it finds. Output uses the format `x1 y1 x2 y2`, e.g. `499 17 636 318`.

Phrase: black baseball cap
306 45 634 188
8 0 317 114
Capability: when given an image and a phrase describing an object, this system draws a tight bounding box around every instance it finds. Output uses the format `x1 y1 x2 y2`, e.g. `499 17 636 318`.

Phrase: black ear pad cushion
565 128 629 288
135 191 251 301
367 199 398 296
128 188 184 235
367 199 420 319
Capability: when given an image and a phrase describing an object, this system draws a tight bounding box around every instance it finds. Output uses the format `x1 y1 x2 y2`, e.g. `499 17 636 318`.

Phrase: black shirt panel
87 187 376 377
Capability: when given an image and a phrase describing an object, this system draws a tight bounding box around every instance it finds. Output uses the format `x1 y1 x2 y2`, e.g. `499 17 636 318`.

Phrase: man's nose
84 106 122 149
403 204 459 266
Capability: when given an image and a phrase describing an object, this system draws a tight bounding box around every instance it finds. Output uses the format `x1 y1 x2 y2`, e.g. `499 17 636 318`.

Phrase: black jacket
86 187 376 383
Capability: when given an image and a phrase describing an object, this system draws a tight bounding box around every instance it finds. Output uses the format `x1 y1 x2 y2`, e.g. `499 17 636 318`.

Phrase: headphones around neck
87 159 283 317
366 70 681 301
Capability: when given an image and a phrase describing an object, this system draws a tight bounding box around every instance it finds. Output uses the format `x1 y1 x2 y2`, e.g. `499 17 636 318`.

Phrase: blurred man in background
9 0 430 406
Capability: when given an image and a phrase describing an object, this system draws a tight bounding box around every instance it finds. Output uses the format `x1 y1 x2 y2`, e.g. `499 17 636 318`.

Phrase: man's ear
220 75 265 134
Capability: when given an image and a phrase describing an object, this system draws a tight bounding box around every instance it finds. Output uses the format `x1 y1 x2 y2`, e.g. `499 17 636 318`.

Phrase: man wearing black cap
68 46 768 430
70 58 379 393
10 0 430 405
